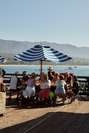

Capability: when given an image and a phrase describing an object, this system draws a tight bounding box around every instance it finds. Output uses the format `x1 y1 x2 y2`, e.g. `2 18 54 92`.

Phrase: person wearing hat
48 66 54 81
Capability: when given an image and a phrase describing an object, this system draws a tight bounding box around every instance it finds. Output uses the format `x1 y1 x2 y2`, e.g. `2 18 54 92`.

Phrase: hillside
0 39 89 64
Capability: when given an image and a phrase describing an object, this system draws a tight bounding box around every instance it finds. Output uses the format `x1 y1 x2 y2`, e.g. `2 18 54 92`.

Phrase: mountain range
0 39 89 64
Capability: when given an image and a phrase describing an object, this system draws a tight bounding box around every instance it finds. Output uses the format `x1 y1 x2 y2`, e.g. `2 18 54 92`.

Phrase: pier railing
3 73 23 87
77 76 89 95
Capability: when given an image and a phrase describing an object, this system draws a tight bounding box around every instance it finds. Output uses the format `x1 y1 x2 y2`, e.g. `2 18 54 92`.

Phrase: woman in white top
22 73 36 98
39 73 51 100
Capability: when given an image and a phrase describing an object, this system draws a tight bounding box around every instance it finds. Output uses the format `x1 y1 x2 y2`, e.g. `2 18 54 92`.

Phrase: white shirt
40 80 51 89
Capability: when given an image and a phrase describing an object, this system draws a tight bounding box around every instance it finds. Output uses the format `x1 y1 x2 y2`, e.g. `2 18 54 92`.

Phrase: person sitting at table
49 73 57 104
22 71 29 83
55 74 66 104
22 73 36 98
38 73 51 101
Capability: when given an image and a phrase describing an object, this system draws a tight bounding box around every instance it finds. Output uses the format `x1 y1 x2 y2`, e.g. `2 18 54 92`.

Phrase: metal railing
77 76 89 95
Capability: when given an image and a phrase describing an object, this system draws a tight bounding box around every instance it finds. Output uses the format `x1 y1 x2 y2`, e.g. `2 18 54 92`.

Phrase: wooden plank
0 92 6 115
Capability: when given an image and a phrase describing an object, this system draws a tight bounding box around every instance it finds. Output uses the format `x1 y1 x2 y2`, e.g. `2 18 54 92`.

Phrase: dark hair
60 75 64 80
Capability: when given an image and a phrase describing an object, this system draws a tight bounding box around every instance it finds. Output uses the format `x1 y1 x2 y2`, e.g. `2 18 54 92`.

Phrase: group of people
8 67 79 105
47 67 79 103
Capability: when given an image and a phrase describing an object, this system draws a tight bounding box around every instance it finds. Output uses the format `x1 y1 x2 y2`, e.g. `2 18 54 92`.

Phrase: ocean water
1 65 89 76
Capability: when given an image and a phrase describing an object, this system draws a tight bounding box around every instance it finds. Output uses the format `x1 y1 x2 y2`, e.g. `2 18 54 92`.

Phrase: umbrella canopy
15 45 72 74
0 56 6 63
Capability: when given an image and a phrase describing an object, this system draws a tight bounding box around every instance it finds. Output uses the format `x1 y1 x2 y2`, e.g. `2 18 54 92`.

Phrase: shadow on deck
0 111 89 133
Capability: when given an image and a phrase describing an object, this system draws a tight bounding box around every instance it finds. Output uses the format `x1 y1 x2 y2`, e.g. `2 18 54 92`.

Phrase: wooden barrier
0 92 6 115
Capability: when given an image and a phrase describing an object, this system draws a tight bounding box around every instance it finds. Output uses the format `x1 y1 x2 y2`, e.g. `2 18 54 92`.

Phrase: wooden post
0 92 6 115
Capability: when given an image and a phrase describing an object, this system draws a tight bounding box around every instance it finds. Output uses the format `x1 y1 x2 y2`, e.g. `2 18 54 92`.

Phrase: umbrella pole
40 60 43 79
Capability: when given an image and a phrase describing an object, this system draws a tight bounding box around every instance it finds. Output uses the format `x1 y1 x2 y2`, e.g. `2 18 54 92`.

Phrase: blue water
1 65 89 76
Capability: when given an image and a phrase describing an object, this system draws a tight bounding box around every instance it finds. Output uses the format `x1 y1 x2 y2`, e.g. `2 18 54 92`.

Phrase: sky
0 0 89 47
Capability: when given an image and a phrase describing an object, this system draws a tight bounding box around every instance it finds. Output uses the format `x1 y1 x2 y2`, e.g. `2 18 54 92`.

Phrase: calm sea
1 65 89 76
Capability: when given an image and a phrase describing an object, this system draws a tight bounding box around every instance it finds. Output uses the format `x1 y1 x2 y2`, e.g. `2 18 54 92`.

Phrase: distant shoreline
0 64 88 67
0 64 53 67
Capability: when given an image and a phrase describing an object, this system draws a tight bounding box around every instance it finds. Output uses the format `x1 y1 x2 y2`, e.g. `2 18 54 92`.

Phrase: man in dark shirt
22 71 29 82
48 67 54 81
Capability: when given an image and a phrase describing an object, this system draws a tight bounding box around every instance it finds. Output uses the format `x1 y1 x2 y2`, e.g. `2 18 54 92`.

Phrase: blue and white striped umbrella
15 45 72 74
15 45 72 63
0 56 6 63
